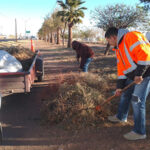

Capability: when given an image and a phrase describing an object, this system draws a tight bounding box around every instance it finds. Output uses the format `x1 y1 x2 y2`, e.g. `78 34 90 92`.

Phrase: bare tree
140 0 150 2
91 4 148 55
79 28 97 40
140 0 150 10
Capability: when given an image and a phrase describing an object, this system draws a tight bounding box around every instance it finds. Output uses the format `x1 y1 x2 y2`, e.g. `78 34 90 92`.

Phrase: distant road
0 39 35 42
0 39 17 42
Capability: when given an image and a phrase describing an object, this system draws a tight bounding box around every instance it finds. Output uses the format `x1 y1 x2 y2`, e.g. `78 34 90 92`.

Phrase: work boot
108 115 127 123
123 131 146 140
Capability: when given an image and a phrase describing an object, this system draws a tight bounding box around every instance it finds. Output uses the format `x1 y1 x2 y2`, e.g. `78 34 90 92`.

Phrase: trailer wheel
37 63 44 82
36 56 44 82
37 75 43 82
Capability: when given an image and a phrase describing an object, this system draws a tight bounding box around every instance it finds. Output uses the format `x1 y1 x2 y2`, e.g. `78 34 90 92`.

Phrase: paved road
0 39 17 42
1 86 50 145
0 40 77 149
0 41 57 149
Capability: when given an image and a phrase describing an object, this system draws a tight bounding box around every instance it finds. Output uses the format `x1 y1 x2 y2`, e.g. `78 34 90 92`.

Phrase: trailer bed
0 51 43 96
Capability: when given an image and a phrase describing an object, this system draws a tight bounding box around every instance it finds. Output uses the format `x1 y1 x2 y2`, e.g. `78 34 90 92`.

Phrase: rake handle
101 81 135 106
79 82 135 112
121 81 135 92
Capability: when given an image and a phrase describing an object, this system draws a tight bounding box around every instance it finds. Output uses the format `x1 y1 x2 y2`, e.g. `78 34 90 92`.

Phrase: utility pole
15 18 17 42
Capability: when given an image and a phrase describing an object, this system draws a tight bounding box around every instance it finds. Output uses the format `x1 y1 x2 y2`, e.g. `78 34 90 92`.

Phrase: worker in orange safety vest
105 27 150 141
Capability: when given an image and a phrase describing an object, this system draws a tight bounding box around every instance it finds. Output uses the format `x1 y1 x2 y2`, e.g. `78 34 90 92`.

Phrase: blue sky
0 0 140 36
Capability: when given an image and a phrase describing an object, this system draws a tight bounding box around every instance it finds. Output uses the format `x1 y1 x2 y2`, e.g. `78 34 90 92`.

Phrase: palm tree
57 0 87 47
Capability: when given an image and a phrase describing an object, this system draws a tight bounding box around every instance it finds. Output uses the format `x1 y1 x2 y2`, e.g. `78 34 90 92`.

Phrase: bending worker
72 40 94 72
105 27 150 140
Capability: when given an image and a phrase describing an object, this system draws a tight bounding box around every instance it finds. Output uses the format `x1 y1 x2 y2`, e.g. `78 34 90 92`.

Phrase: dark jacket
72 41 94 69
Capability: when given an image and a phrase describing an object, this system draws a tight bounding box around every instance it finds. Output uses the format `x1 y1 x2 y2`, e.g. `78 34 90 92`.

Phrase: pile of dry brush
41 73 115 129
5 46 35 71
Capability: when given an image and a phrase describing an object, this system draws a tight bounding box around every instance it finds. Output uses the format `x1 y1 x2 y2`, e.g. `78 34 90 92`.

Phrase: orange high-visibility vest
115 31 150 79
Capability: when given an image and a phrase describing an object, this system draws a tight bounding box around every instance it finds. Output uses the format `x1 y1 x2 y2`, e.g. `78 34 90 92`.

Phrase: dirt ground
0 40 150 150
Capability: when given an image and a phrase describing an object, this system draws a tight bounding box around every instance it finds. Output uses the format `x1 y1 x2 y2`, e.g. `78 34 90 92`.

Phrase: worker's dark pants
117 77 150 135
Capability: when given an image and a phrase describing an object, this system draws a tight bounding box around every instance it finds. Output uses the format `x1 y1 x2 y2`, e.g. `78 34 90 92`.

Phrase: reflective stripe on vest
129 40 149 52
129 40 150 65
138 61 150 65
118 49 125 65
115 51 119 63
123 41 137 74
118 75 127 79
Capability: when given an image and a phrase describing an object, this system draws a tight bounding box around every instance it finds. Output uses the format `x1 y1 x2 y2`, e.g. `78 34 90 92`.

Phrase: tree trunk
104 43 110 55
57 27 60 44
62 34 65 46
50 32 54 43
67 23 73 48
50 32 52 43
62 22 67 46
46 34 49 42
48 33 51 43
44 35 47 42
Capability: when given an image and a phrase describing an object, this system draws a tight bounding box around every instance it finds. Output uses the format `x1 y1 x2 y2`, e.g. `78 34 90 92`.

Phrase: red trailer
0 50 44 144
0 50 44 96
